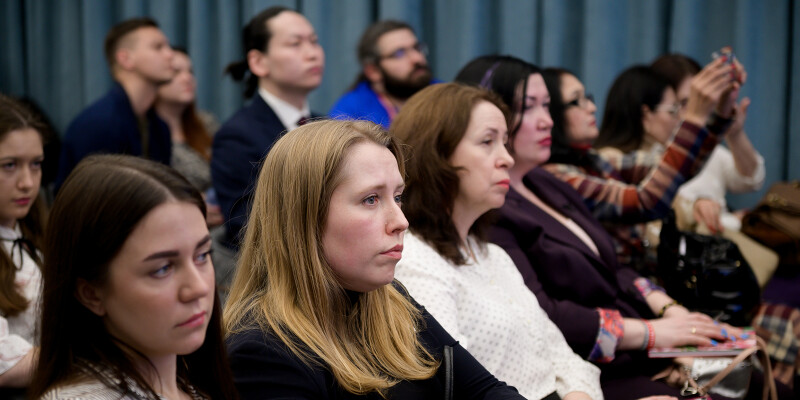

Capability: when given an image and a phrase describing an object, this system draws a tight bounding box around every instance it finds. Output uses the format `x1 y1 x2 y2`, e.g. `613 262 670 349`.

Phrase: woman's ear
641 104 654 134
75 278 106 316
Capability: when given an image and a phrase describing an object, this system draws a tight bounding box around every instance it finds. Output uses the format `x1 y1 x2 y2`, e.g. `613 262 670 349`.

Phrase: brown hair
651 53 702 92
30 155 237 400
594 65 671 152
390 83 508 265
173 48 212 160
103 17 159 71
224 120 438 396
348 20 415 89
0 94 46 317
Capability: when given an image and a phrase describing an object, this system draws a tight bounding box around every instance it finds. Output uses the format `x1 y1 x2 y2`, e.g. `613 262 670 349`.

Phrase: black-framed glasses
379 42 428 60
564 93 595 109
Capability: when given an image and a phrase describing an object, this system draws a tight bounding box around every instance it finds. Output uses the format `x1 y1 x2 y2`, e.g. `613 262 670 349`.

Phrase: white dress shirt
258 87 310 132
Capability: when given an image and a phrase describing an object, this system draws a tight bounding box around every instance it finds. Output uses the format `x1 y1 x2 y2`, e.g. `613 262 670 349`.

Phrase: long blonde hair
223 120 438 396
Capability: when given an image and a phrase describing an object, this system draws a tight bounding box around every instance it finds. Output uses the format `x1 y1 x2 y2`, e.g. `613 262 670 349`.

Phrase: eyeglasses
656 103 682 117
564 93 594 109
379 42 428 60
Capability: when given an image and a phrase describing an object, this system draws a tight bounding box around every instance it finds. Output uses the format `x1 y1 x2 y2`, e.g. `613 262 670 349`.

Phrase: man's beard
380 64 432 100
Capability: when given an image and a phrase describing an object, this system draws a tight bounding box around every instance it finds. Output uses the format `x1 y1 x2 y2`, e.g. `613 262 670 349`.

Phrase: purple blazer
490 168 660 377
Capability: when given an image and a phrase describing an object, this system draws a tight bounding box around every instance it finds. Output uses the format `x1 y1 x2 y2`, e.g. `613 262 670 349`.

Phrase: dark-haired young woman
542 54 744 270
30 155 237 400
0 95 47 392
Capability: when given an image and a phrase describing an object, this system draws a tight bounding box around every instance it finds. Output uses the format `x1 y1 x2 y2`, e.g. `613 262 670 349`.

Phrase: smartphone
712 46 735 65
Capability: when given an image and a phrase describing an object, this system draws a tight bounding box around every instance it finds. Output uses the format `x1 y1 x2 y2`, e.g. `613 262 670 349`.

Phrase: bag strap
443 345 453 400
696 336 776 400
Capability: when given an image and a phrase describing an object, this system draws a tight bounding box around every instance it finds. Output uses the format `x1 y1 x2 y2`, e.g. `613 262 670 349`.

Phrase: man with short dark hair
212 7 324 250
329 20 435 128
56 17 175 189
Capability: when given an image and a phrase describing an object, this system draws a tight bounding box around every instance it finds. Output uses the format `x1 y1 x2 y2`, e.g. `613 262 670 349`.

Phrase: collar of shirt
0 223 21 241
258 87 310 131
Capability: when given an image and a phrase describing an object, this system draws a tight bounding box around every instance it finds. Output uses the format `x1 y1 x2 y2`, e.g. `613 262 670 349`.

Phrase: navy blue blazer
490 168 659 376
212 95 318 248
56 83 171 189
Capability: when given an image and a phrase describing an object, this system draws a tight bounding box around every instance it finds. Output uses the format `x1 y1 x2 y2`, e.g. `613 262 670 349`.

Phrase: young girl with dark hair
0 95 46 392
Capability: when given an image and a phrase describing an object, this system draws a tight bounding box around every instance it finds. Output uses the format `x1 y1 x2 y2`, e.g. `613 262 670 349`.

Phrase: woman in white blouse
0 95 47 393
391 82 603 400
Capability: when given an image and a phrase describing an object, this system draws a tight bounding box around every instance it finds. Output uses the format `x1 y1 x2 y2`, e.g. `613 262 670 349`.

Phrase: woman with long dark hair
541 56 743 270
0 95 47 392
30 155 237 399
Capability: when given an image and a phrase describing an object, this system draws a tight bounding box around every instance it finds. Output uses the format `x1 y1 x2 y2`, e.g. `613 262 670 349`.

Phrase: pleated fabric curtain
1 0 797 208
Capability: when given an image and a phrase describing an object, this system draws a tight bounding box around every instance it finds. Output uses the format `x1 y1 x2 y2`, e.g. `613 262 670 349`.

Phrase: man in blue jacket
56 18 175 189
329 20 436 128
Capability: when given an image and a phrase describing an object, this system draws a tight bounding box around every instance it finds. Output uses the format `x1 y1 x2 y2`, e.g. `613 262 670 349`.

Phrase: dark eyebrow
196 235 212 249
142 235 211 262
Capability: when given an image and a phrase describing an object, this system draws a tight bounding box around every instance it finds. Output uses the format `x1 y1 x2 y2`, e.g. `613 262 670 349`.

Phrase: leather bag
741 181 800 267
658 210 761 326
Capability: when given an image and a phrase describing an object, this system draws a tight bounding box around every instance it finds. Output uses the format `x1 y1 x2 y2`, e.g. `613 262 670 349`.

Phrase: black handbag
657 210 760 326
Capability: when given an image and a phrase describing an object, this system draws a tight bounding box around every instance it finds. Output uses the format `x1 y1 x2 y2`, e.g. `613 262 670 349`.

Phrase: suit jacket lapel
247 95 287 132
515 174 617 277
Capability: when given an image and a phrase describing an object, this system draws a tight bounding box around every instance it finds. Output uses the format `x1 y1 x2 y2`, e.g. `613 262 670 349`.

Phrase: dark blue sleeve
211 123 260 247
55 114 123 190
227 330 329 399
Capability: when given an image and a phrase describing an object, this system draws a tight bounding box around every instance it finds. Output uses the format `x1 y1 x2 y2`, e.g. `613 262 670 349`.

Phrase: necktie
297 116 311 126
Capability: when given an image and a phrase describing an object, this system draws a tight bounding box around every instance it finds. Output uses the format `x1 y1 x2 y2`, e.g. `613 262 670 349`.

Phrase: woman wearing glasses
541 59 743 271
650 54 764 236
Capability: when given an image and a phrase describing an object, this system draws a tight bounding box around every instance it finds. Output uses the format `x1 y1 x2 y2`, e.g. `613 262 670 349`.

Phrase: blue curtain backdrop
1 0 797 208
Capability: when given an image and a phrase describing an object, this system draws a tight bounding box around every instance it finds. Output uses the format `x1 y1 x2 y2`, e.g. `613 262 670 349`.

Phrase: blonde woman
223 120 524 399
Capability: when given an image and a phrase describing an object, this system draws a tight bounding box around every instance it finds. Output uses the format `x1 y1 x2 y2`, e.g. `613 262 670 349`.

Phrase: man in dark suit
211 6 324 250
56 18 176 190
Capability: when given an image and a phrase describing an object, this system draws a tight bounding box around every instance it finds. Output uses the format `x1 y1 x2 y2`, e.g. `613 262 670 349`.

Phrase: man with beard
329 20 436 128
56 18 176 190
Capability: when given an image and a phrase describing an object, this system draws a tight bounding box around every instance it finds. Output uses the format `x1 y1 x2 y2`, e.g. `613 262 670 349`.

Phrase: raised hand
683 55 739 126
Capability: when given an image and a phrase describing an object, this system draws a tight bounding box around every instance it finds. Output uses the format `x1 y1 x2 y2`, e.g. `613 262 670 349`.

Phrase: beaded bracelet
658 300 680 318
644 320 655 350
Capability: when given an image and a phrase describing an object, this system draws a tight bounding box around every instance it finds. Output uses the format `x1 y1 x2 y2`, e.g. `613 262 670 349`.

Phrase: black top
226 288 524 399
